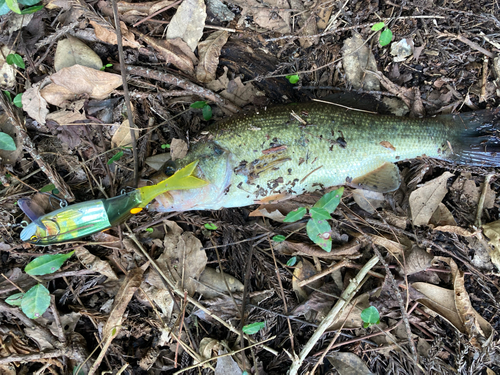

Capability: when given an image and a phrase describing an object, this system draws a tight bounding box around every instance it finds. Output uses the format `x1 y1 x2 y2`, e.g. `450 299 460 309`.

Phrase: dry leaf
249 206 286 222
139 34 196 74
145 153 171 171
292 259 321 302
170 138 188 160
50 65 123 100
326 351 373 375
90 20 141 48
22 83 49 125
399 245 433 276
166 0 206 52
196 267 244 299
0 46 16 88
206 67 262 106
111 119 140 148
433 225 475 237
352 189 384 213
40 83 76 108
342 33 380 91
0 113 22 164
54 36 103 72
75 246 118 280
137 270 175 318
157 221 207 296
409 172 454 226
481 220 500 271
429 203 457 226
196 30 229 83
46 99 87 126
103 267 144 340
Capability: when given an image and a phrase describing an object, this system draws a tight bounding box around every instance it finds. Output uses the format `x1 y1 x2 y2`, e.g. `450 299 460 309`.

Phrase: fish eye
164 161 177 177
30 235 38 242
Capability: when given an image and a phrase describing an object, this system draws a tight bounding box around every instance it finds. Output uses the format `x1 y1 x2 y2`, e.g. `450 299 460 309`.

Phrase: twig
480 56 489 103
438 32 494 58
120 65 240 114
297 259 349 287
112 0 139 187
475 173 495 228
133 0 182 27
288 255 379 375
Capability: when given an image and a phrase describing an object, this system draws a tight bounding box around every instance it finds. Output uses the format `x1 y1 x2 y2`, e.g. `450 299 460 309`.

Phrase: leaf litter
0 1 499 374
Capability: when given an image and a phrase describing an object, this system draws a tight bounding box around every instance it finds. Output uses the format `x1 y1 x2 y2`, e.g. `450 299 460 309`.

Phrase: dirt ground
0 0 499 374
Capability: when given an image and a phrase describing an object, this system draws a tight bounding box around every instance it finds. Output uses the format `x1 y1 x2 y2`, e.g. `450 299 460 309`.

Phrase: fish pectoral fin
350 162 401 193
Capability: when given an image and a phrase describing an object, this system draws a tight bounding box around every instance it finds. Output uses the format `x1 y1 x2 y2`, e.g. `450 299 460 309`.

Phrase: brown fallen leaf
54 36 103 72
196 267 244 299
352 188 384 213
196 30 229 83
40 83 76 108
409 172 454 226
429 203 457 226
111 119 140 149
103 267 144 340
326 351 373 375
481 220 500 271
170 138 188 161
342 33 380 91
75 246 118 280
292 259 321 303
22 82 49 124
206 66 262 107
166 0 206 51
136 33 196 75
46 99 87 125
379 140 396 151
49 65 123 100
90 20 141 49
156 221 207 296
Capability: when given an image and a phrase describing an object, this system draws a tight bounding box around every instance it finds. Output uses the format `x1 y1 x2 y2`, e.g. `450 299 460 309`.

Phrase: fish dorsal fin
350 162 401 193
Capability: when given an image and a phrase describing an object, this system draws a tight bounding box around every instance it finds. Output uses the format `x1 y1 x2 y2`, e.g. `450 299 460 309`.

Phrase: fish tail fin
137 161 208 207
441 108 500 167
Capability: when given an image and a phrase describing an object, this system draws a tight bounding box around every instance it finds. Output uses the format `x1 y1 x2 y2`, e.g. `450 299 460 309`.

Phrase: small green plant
204 222 218 230
242 321 266 334
0 0 43 15
283 187 344 252
6 53 25 69
272 234 286 242
286 74 300 84
100 63 113 71
107 150 124 165
3 90 23 108
5 251 74 319
361 306 380 328
371 22 393 47
145 227 154 233
161 143 170 149
286 256 297 267
190 101 212 121
0 131 16 151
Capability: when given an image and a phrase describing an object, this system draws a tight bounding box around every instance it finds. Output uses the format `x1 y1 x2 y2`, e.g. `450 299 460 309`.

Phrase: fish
20 161 207 245
150 101 500 212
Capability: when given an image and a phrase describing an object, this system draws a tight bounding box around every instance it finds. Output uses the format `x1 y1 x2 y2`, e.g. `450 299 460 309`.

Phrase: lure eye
30 235 38 242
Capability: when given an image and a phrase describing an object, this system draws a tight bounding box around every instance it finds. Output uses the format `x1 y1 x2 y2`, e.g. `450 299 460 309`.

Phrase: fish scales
152 102 498 212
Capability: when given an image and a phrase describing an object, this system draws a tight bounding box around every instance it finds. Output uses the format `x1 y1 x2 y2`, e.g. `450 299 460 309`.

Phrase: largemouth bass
151 102 500 212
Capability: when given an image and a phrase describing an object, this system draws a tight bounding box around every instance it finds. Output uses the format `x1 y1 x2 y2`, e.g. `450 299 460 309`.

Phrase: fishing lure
19 161 207 245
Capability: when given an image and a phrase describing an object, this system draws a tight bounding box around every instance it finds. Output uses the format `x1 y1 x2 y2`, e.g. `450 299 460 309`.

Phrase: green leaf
371 22 385 31
18 0 41 5
5 292 23 306
161 143 170 149
6 53 25 69
3 90 12 101
313 187 344 213
21 284 50 319
361 306 380 327
283 206 307 223
379 29 393 47
190 101 207 109
6 0 21 13
204 222 218 230
107 150 124 165
25 251 74 276
145 227 154 232
20 4 42 13
202 105 212 120
272 234 286 242
286 256 297 266
309 207 332 221
40 183 55 193
286 74 300 84
0 132 16 151
13 93 22 108
306 218 332 252
242 321 265 335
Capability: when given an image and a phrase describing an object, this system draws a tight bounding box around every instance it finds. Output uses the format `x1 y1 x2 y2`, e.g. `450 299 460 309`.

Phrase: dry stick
288 255 379 375
125 230 279 356
111 0 139 187
371 244 418 363
480 56 489 103
297 259 349 287
121 65 240 114
475 173 496 228
438 32 495 58
133 0 182 27
0 97 74 201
